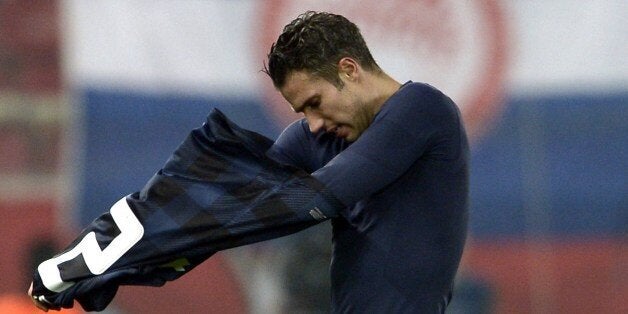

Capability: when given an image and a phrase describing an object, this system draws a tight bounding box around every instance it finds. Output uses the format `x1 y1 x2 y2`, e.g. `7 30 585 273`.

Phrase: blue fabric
268 82 470 313
31 109 343 312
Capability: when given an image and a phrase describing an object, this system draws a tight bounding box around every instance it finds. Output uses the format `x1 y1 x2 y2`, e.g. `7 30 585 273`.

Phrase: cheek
338 94 358 113
324 92 357 121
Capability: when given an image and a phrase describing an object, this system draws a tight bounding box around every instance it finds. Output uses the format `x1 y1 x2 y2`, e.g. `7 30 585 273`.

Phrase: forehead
279 71 326 108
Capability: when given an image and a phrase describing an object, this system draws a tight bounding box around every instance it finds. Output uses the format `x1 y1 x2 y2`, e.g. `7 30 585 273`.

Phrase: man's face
279 70 373 142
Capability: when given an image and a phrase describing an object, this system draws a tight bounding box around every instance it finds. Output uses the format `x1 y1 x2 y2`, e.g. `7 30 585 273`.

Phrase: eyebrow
293 95 316 113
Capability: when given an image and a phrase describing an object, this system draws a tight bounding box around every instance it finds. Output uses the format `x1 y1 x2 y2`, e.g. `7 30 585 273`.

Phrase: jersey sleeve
313 83 466 207
30 109 343 312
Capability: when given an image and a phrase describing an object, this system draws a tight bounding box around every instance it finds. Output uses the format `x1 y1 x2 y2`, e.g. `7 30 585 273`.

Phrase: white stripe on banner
62 0 627 96
61 0 262 96
504 0 627 93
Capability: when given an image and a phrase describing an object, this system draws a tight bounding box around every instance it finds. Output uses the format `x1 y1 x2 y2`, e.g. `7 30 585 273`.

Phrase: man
29 11 468 313
264 11 469 313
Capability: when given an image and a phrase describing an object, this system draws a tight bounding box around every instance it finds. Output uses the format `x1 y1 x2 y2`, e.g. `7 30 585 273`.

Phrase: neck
364 72 402 116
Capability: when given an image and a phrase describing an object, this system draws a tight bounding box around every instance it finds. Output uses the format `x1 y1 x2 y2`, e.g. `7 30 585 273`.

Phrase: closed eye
308 99 320 109
295 96 320 113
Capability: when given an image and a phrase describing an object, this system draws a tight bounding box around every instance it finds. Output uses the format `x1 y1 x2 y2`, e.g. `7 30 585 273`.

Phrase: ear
338 57 359 81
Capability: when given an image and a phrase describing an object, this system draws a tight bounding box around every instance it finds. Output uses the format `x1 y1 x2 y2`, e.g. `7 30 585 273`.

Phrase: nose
305 113 325 133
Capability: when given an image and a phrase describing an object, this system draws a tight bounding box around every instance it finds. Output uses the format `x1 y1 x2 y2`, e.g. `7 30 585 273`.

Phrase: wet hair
263 11 380 89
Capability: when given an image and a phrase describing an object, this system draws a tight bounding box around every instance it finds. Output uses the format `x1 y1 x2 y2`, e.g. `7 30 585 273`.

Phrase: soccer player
29 11 468 313
264 11 469 313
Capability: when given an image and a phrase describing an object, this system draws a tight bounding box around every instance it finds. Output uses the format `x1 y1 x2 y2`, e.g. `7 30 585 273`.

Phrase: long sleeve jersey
267 82 469 313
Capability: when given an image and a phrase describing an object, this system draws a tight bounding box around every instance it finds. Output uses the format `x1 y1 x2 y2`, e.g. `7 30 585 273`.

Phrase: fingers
28 282 51 312
32 298 50 312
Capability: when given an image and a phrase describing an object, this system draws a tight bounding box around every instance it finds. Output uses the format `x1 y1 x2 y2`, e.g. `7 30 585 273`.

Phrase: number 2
37 197 144 293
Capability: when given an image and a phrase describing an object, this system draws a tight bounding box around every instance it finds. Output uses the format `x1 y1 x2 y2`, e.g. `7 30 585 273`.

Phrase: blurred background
0 0 625 313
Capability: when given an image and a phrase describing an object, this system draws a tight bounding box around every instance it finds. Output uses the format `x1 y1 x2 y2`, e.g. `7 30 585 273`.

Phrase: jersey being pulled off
30 109 343 311
267 82 470 313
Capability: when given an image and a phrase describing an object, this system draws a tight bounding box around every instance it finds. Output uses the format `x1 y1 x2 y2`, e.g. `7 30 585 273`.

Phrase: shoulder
266 119 310 166
281 118 311 140
280 118 347 150
376 82 461 129
269 118 349 172
386 82 457 114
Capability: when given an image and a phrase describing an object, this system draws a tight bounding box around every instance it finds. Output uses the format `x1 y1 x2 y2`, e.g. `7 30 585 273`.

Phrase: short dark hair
264 11 380 89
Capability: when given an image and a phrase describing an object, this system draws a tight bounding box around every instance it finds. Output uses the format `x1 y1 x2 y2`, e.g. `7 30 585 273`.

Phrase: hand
28 282 53 312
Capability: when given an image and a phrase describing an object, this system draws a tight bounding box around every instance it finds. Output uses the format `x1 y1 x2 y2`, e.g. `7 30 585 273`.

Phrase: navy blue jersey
30 109 343 311
267 82 469 313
